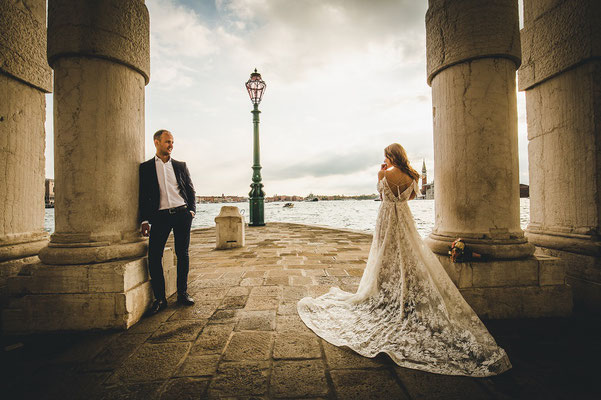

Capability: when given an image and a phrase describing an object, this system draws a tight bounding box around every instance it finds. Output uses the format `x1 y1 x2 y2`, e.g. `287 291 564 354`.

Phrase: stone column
0 1 52 286
39 0 150 264
424 0 571 318
519 0 601 313
424 0 533 259
2 0 177 333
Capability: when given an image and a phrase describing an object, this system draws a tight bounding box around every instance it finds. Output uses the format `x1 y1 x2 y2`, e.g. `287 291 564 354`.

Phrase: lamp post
245 68 266 226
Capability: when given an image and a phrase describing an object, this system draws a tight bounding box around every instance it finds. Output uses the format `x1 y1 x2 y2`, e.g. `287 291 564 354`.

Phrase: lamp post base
249 196 265 227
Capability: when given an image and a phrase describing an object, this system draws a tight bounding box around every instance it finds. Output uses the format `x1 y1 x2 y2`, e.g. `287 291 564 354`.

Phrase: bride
297 143 511 377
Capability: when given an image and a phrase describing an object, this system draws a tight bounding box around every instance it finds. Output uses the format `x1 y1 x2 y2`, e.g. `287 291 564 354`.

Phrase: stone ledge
438 254 567 288
460 285 572 319
1 248 176 334
436 254 572 318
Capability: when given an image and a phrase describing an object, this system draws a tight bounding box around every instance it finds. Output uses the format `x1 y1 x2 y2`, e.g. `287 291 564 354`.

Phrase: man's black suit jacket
139 157 196 224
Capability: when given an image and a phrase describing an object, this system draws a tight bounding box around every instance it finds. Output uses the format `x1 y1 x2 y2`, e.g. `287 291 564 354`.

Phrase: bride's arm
377 168 386 200
409 179 419 200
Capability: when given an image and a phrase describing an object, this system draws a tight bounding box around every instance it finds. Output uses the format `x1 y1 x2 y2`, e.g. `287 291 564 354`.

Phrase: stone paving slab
1 223 600 399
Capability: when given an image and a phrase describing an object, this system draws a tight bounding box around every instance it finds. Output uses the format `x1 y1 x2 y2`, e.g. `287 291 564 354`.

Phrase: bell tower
421 159 427 193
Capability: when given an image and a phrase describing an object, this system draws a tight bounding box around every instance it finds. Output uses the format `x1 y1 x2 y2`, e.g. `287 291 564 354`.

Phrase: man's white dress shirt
155 155 187 210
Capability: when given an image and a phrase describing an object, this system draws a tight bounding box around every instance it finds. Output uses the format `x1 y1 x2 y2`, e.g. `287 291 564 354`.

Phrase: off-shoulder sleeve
413 179 421 196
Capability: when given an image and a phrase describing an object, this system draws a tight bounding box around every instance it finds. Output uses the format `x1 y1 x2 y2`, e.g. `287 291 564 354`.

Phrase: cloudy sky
45 0 528 196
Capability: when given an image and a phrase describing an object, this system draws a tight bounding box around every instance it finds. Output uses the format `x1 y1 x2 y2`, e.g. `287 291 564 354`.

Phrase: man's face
155 132 174 157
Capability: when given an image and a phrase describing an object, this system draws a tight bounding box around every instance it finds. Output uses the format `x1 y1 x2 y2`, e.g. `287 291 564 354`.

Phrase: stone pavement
1 223 599 399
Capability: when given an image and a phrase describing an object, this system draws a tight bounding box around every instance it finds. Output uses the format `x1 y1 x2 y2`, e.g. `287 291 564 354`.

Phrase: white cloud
42 1 529 196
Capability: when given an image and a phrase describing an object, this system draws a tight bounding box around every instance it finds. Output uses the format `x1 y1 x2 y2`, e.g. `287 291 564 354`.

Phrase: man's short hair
153 129 170 142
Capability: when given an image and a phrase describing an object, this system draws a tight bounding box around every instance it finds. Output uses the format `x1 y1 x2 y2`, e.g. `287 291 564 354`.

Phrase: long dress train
297 177 511 377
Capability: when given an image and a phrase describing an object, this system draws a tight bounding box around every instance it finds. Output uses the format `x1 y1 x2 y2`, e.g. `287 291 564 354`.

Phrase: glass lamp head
245 68 266 105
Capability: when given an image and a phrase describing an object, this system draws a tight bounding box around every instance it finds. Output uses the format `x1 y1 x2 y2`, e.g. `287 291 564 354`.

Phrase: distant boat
283 202 294 208
374 198 381 201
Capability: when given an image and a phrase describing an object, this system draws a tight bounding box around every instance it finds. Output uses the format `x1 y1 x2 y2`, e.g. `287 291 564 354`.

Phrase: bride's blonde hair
384 143 420 181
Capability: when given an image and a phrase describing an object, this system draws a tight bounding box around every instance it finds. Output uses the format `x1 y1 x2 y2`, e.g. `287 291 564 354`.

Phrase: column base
426 233 535 259
0 233 48 262
39 239 147 265
532 246 600 315
436 254 572 319
1 248 176 334
526 230 600 314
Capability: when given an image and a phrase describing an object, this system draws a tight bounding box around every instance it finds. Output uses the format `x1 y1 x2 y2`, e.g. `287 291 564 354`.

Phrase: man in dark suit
139 129 196 314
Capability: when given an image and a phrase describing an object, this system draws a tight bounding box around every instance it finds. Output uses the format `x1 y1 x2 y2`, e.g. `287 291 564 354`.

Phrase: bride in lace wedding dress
297 144 511 377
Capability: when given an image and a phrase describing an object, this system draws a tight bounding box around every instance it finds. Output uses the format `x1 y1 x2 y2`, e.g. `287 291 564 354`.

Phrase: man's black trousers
148 208 193 300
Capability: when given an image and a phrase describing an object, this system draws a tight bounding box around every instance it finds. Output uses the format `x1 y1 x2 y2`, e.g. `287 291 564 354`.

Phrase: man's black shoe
147 299 167 315
177 292 195 306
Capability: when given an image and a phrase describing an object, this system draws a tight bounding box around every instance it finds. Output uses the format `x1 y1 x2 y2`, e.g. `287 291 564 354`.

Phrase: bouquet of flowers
449 238 482 263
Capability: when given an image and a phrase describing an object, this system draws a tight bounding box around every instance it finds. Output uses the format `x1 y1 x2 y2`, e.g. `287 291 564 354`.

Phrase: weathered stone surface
244 296 279 311
215 206 245 249
236 310 276 331
208 309 238 324
168 300 220 321
149 320 205 343
86 333 150 371
106 342 190 384
426 56 533 259
330 369 407 400
40 56 147 265
175 355 220 377
223 331 273 361
3 250 177 333
321 340 385 370
538 247 601 313
271 360 328 397
218 295 248 309
276 315 311 334
521 32 601 313
188 286 228 300
48 0 150 82
519 0 601 90
461 285 572 319
0 73 48 263
273 333 321 359
208 361 270 397
227 286 250 296
160 377 209 400
97 381 163 400
395 367 488 399
0 0 52 91
250 285 282 297
190 322 235 355
2 224 598 398
426 0 521 84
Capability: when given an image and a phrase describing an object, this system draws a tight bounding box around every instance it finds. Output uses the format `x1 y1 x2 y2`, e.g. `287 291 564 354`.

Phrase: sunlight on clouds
140 0 528 196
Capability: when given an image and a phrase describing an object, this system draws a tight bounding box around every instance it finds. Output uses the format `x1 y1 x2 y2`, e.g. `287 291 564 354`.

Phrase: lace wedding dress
297 177 511 377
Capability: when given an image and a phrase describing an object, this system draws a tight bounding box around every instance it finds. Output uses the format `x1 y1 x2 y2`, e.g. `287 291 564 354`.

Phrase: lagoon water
45 199 531 239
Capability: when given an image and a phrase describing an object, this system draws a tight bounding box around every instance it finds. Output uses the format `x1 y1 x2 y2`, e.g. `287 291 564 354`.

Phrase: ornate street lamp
245 68 266 226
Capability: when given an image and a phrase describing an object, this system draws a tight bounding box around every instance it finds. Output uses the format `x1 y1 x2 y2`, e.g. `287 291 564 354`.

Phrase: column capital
426 0 521 85
518 0 601 91
0 0 52 92
48 0 150 84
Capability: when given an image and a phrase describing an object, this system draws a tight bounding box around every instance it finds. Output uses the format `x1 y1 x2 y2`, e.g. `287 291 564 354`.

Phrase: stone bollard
215 206 245 250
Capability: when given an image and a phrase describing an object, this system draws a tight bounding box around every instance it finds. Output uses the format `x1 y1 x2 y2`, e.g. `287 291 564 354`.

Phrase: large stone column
0 1 52 288
519 0 601 313
3 0 177 333
39 0 149 264
425 0 532 259
424 0 571 318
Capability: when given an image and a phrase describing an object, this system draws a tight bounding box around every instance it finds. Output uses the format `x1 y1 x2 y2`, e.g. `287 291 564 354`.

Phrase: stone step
1 248 176 334
437 254 572 319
